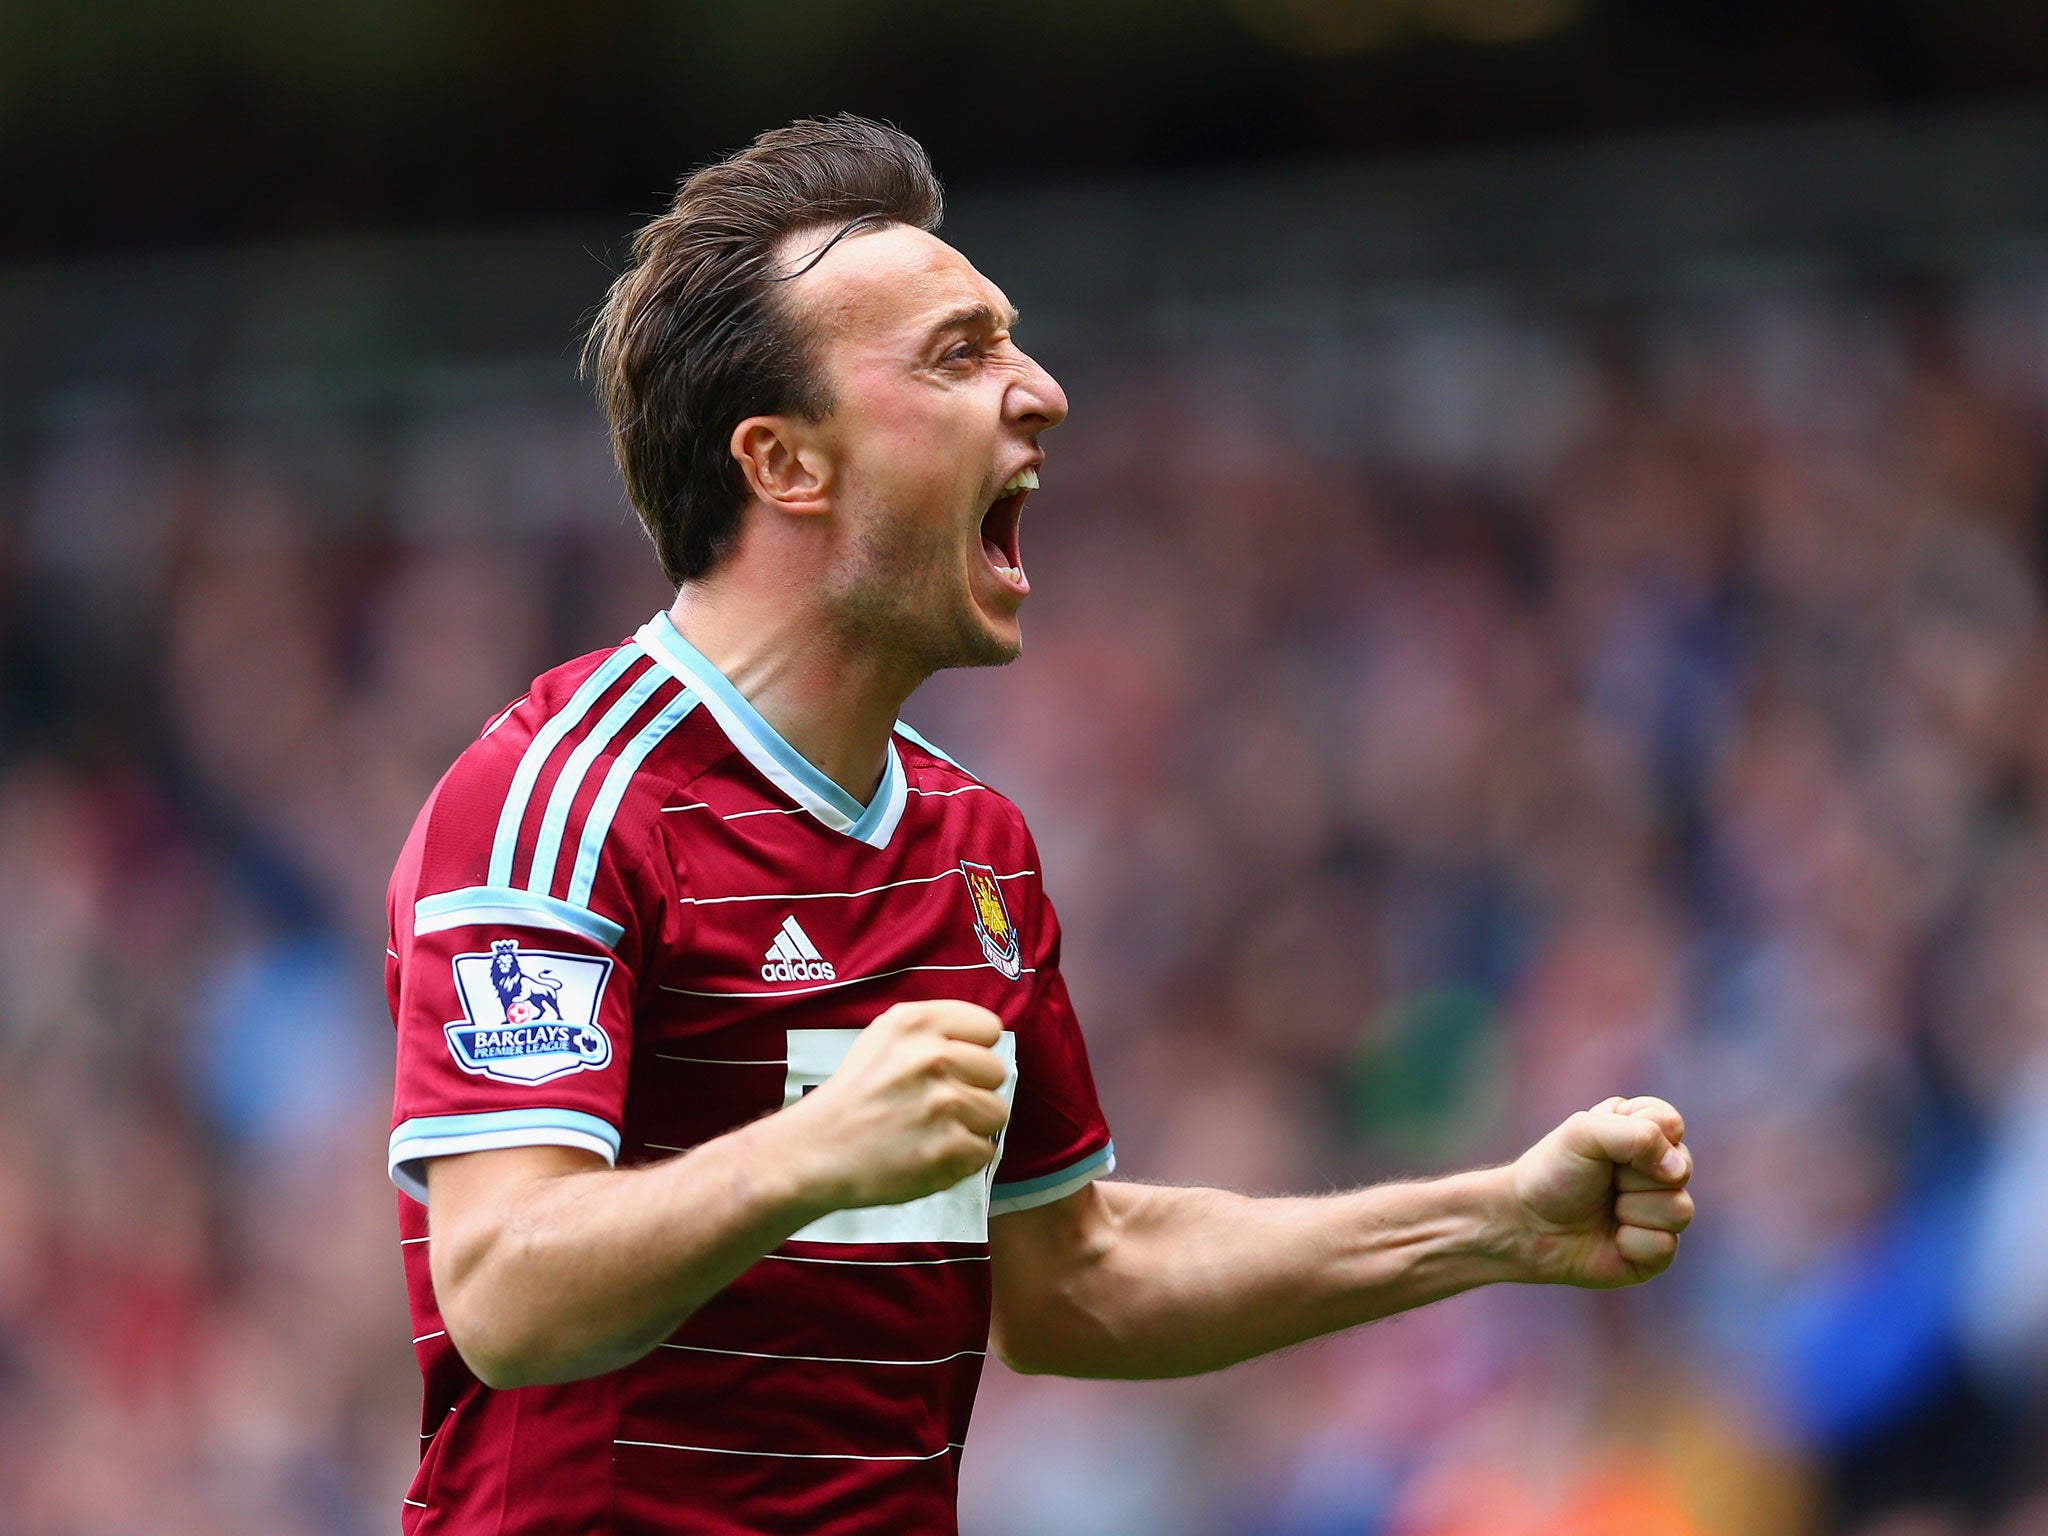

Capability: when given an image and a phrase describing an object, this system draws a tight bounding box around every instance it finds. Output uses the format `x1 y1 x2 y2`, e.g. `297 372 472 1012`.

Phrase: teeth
1000 467 1040 496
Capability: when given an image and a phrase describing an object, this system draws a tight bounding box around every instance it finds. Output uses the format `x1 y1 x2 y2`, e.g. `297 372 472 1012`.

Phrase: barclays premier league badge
444 939 614 1085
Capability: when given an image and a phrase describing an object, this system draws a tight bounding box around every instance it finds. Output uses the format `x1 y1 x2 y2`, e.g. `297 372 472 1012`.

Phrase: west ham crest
961 861 1023 980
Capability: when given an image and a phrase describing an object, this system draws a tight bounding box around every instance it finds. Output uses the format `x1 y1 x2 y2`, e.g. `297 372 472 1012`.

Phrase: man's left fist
1506 1095 1694 1288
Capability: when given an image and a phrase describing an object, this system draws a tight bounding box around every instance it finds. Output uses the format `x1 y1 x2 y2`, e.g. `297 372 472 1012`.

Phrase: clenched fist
779 1000 1012 1213
1508 1095 1695 1288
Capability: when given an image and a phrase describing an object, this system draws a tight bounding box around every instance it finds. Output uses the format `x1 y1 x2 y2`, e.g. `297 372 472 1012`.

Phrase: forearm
431 1116 827 1387
993 1170 1523 1379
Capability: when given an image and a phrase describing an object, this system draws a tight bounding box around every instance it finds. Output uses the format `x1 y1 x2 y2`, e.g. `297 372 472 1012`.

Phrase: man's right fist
779 1000 1012 1212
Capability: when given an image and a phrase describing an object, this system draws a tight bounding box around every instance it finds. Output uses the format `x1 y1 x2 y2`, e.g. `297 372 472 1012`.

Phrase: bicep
425 1143 608 1292
989 1179 1121 1366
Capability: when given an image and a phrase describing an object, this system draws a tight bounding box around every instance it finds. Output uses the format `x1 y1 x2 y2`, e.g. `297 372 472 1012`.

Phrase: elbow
462 1350 533 1392
436 1268 662 1389
430 1241 580 1389
452 1321 659 1390
991 1341 1059 1377
445 1302 622 1389
461 1344 544 1392
989 1325 1055 1377
986 1294 1049 1374
440 1292 554 1390
989 1299 1098 1378
470 1357 555 1391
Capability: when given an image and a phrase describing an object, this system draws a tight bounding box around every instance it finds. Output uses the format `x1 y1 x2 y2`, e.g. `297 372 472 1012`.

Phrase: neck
666 580 922 806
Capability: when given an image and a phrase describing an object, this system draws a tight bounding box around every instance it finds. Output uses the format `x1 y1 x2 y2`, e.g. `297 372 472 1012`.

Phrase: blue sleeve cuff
413 886 624 949
989 1141 1115 1216
388 1108 622 1203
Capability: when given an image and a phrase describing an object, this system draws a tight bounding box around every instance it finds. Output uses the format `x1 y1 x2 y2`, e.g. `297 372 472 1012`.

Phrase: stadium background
11 3 2048 1533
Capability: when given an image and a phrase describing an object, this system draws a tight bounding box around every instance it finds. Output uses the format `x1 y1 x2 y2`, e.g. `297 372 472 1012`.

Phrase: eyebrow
927 302 1019 338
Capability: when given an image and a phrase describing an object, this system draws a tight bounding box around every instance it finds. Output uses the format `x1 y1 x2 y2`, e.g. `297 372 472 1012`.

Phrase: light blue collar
634 613 909 849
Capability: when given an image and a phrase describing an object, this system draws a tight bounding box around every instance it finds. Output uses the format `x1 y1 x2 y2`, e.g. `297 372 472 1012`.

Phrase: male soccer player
384 116 1695 1535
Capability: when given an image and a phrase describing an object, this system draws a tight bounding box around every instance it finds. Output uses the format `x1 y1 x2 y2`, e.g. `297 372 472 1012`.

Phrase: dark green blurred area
1345 984 1508 1165
10 0 2048 257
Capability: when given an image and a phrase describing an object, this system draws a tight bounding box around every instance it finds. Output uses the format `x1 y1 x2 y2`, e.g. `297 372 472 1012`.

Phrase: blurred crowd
8 260 2048 1536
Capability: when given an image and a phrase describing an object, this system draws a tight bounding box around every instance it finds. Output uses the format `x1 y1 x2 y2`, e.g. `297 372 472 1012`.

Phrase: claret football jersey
385 612 1115 1536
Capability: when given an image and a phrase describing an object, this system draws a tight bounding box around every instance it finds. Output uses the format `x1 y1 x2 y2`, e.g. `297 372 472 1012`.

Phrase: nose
1006 346 1069 436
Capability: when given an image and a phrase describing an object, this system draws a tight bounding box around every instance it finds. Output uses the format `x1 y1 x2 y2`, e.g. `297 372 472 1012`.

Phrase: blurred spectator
12 253 2048 1533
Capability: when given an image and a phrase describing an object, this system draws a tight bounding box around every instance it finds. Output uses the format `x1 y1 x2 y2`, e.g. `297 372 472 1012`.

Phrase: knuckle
954 1004 1001 1040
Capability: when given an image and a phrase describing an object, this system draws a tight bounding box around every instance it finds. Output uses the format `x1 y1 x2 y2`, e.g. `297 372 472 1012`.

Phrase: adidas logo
760 916 837 983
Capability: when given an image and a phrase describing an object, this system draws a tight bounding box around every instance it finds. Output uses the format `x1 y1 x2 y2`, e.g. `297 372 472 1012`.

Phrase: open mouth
980 467 1036 592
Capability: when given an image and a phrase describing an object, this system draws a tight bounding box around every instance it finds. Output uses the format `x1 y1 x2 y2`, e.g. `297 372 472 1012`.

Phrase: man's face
780 224 1068 672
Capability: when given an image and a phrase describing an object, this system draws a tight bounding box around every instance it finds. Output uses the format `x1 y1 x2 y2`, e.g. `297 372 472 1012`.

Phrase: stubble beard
825 506 1020 682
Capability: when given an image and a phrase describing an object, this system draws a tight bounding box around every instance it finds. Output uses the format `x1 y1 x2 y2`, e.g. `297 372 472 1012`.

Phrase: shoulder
405 640 721 903
893 721 998 803
432 644 647 813
891 721 1037 848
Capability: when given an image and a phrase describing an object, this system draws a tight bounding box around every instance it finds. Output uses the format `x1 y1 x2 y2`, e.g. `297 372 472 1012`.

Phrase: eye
942 340 977 365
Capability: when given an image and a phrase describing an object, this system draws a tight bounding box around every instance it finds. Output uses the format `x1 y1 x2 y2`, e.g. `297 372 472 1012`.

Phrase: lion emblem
489 939 565 1026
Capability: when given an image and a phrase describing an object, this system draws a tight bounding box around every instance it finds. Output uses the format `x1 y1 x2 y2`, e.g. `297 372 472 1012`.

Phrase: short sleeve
384 743 663 1205
989 877 1114 1217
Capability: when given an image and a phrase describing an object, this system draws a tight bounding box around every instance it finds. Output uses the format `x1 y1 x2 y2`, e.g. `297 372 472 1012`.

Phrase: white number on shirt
781 1027 1019 1245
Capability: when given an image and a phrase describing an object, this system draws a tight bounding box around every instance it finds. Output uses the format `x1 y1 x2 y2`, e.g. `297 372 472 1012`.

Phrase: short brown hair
584 115 944 585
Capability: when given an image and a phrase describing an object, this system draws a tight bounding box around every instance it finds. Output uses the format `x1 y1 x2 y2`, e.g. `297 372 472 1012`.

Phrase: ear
730 415 833 518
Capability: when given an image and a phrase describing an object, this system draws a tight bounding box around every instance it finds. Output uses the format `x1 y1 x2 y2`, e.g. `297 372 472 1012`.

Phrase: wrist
1440 1165 1535 1286
732 1101 846 1228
